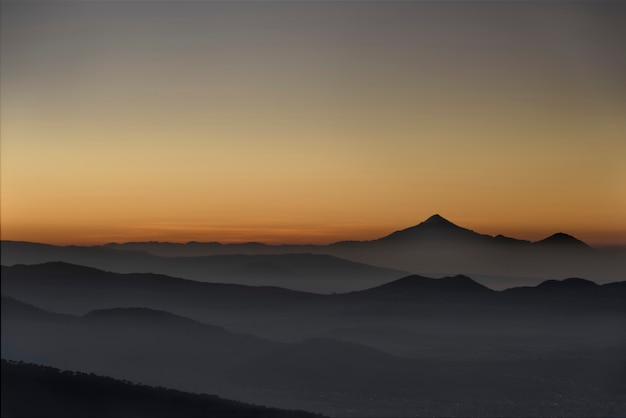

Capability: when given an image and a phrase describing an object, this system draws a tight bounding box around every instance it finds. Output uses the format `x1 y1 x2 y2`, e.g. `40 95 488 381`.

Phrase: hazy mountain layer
0 242 407 293
3 291 624 417
2 263 624 320
3 215 623 290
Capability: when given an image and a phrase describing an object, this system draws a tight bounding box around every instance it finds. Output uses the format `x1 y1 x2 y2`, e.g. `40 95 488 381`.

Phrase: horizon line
2 215 625 247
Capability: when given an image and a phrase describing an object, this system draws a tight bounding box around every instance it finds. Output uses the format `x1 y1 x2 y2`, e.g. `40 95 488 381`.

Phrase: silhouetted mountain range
3 215 623 290
2 216 624 416
0 243 407 293
0 262 324 315
2 263 624 322
1 359 320 418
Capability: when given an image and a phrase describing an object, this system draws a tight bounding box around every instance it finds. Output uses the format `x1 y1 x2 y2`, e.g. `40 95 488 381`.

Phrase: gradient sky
1 1 625 246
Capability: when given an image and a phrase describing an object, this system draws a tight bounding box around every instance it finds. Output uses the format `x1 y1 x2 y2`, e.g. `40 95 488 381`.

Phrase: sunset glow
2 1 625 246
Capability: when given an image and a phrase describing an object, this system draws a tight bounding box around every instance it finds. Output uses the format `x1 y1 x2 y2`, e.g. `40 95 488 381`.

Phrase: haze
1 1 625 246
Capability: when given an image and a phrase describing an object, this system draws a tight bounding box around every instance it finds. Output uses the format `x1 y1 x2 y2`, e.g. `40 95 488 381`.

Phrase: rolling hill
1 359 319 418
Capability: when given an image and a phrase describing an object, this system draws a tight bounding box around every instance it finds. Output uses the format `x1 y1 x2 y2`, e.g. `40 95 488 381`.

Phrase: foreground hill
1 359 319 418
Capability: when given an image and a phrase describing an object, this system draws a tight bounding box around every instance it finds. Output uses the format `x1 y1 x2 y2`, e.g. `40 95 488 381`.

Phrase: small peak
535 232 590 249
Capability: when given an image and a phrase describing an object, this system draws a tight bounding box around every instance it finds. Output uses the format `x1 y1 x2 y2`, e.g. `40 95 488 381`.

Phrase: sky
1 1 625 246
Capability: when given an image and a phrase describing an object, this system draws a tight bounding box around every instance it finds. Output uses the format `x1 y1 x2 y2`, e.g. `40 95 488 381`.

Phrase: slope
1 359 319 418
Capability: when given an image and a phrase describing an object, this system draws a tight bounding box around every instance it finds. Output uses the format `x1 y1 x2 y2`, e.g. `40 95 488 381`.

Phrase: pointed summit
414 214 467 232
422 214 456 227
378 214 488 243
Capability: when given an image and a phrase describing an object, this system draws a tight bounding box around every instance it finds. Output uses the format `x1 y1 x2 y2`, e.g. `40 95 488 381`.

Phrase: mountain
373 215 594 252
0 262 325 318
363 274 492 295
350 215 614 283
1 296 283 395
3 263 624 318
501 277 626 313
0 243 407 293
1 359 320 418
534 232 592 250
536 277 598 290
2 260 624 361
339 274 496 313
94 214 591 253
376 214 493 243
5 214 620 289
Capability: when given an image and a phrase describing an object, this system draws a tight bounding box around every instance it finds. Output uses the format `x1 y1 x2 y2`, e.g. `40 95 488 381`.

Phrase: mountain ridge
0 214 596 248
3 263 624 319
2 214 623 290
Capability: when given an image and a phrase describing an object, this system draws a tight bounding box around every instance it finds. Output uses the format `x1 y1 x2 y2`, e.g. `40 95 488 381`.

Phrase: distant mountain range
0 243 407 293
3 215 623 289
97 214 593 254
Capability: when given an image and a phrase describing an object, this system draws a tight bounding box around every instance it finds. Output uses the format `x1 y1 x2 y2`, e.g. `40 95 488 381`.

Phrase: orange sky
1 1 625 246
